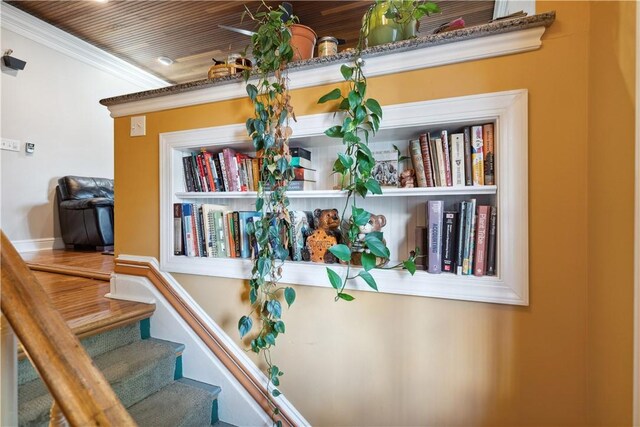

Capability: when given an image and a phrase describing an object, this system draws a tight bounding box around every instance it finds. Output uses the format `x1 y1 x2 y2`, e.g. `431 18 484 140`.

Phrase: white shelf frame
159 89 528 306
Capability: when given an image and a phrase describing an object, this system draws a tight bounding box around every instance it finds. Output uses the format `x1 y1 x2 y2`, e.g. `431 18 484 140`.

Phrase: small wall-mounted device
25 142 35 154
2 49 26 70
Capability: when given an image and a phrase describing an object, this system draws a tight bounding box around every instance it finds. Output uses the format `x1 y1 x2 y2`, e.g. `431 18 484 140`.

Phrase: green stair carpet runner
18 320 223 427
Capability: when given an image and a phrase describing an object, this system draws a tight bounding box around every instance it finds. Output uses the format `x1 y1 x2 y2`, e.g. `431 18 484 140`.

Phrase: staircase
18 318 228 427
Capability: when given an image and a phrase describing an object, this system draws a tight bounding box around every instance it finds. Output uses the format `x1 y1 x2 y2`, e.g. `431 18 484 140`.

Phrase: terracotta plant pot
290 24 317 61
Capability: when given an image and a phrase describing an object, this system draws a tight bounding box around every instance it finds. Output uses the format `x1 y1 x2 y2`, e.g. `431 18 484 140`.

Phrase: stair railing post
49 401 69 427
0 314 18 427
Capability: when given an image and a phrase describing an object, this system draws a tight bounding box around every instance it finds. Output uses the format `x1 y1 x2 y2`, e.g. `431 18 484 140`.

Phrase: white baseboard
11 237 65 253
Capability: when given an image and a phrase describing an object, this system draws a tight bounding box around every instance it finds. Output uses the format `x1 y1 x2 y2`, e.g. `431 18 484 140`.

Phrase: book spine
213 156 225 191
190 154 202 192
290 156 312 169
189 204 200 257
182 157 195 192
419 133 435 187
473 205 490 276
232 156 242 192
198 153 210 192
434 137 447 187
252 158 260 190
219 152 230 192
196 205 206 257
441 130 452 186
292 167 316 181
483 123 495 185
409 139 427 187
471 125 485 185
173 203 183 255
195 154 207 192
414 226 427 270
245 158 254 191
429 136 441 186
450 133 466 186
462 199 476 275
203 207 217 258
427 200 444 273
233 211 241 257
225 212 235 258
486 206 498 276
441 211 458 273
223 148 237 192
181 204 196 257
463 127 473 186
455 201 467 275
289 146 312 160
465 199 477 275
203 152 216 191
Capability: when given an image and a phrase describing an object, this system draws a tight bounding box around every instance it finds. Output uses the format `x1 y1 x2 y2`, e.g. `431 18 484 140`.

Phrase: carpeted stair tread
128 379 218 427
18 338 183 426
18 322 142 386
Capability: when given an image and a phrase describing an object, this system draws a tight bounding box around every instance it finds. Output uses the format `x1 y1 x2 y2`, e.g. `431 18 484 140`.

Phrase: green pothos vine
318 2 422 300
238 3 296 406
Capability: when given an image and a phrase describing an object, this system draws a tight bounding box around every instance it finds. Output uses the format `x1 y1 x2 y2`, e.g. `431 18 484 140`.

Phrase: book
245 158 254 191
408 140 427 187
218 152 230 193
213 156 224 191
182 156 196 192
290 156 312 169
232 211 241 257
455 201 467 275
195 153 208 192
290 147 311 160
181 203 197 257
236 152 251 191
427 200 444 273
433 136 447 187
483 123 495 185
264 180 316 191
414 226 427 270
251 158 260 190
428 135 441 186
195 204 205 257
464 199 477 275
471 125 485 185
463 127 473 186
486 206 498 276
441 211 458 273
473 205 490 276
419 133 435 187
190 153 203 192
450 133 466 186
173 203 184 255
201 204 218 257
371 150 399 187
440 130 453 186
223 147 239 192
238 211 260 258
292 167 316 181
225 212 236 258
289 211 314 261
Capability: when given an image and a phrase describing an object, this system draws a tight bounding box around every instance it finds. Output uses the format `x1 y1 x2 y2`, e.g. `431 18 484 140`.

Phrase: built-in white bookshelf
159 89 528 305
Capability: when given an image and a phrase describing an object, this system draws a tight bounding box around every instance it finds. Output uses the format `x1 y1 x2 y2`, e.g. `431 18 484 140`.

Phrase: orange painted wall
112 2 635 425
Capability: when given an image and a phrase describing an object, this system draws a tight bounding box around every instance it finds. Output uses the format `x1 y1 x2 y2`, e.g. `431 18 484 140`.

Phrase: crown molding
0 3 168 90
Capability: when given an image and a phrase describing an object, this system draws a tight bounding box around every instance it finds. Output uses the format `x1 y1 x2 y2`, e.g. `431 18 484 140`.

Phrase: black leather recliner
56 176 114 251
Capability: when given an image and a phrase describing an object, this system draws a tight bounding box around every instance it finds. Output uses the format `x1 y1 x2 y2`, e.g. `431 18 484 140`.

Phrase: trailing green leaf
327 267 342 290
284 287 296 308
358 270 378 291
329 244 352 262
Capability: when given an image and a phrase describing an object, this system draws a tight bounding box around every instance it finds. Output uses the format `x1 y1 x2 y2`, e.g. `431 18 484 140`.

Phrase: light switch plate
130 116 146 137
1 138 20 152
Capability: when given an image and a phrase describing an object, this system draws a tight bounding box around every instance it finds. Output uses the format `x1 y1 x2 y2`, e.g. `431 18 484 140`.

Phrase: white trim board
0 3 168 90
11 237 65 253
105 26 546 118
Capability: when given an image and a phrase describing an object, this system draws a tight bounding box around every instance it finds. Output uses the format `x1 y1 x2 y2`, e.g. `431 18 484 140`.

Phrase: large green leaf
238 315 253 338
249 288 258 304
338 152 354 169
284 287 296 307
326 267 342 290
358 270 378 291
265 333 276 345
266 300 282 319
365 178 382 195
403 259 417 275
318 88 342 104
361 252 377 271
364 234 390 258
324 125 344 138
337 292 355 301
365 98 383 117
329 244 352 262
246 84 258 101
352 206 371 226
340 64 354 81
274 320 286 333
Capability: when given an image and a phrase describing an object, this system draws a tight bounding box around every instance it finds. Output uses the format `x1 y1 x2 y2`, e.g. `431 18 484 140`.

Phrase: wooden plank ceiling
7 0 494 85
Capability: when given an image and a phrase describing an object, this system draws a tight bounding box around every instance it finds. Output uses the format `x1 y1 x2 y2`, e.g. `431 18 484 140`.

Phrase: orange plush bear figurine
305 209 342 263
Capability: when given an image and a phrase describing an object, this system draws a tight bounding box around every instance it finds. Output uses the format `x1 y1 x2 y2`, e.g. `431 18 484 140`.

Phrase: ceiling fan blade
218 25 256 38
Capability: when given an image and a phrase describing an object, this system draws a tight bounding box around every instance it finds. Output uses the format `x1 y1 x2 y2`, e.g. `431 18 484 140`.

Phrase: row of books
409 123 495 188
174 203 259 259
419 199 497 276
182 147 316 193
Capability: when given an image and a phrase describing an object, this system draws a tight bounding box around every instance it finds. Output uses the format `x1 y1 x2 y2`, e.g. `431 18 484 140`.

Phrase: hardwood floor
19 250 153 339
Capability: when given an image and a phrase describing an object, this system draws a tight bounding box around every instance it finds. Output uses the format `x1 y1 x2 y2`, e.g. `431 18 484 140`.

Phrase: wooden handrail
114 257 298 427
0 231 136 427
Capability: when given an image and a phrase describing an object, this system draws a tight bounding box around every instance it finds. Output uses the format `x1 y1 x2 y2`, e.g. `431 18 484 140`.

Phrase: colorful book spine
427 200 444 273
214 210 226 257
195 204 205 257
232 211 241 257
455 201 467 275
486 206 498 276
450 133 466 186
238 211 260 258
462 199 476 275
428 135 441 186
182 156 195 192
409 139 427 187
173 203 184 256
181 203 196 257
419 133 435 187
290 157 312 169
463 127 473 186
292 167 317 181
473 205 490 276
440 130 453 186
225 213 236 258
190 154 202 192
213 156 225 191
251 158 260 190
465 199 477 275
483 123 495 185
223 148 238 192
218 152 230 193
441 211 458 273
202 205 217 258
433 137 447 187
290 147 311 160
471 125 485 186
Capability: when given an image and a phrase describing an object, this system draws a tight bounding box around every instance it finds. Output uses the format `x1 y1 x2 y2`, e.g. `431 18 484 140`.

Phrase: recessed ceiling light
157 56 174 66
94 0 108 3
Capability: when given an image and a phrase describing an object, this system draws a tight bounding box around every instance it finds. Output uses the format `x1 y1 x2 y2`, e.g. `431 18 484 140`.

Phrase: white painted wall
0 5 166 249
